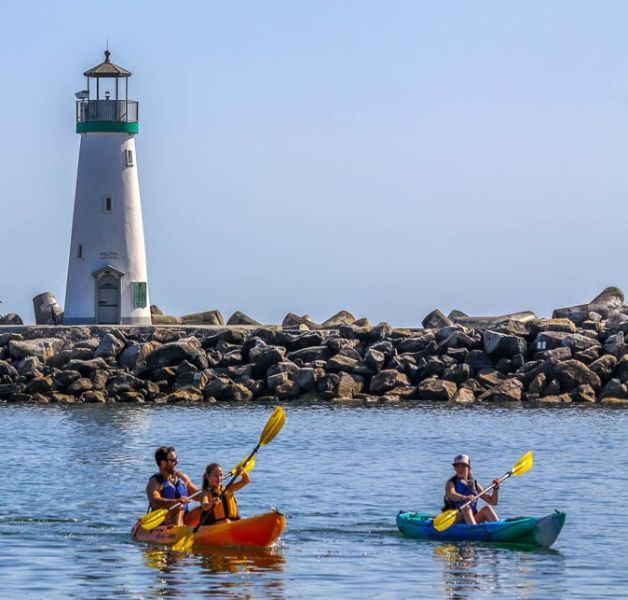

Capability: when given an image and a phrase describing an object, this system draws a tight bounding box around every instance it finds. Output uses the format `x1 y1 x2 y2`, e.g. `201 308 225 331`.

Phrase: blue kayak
397 511 566 548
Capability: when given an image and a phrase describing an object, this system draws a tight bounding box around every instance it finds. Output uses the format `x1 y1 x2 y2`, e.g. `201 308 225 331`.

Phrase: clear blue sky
1 1 627 326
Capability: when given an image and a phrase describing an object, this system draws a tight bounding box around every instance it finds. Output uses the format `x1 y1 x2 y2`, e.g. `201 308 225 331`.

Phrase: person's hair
155 446 176 466
203 463 223 490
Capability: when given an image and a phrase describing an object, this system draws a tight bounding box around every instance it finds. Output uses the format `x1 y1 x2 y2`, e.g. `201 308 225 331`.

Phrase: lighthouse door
97 274 120 324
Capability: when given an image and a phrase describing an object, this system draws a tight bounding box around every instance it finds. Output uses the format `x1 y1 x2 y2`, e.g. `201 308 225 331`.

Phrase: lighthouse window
77 244 84 259
105 196 113 212
125 149 134 167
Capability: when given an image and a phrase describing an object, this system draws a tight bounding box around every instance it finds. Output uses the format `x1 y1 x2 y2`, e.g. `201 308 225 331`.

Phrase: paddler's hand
492 480 500 490
179 496 190 504
237 467 246 477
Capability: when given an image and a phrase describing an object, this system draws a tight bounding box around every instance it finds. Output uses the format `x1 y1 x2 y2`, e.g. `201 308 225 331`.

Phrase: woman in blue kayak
443 454 500 525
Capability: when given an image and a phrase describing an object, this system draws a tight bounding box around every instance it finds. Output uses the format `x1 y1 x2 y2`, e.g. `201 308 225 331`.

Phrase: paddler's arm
229 468 251 493
445 481 471 504
179 471 201 498
476 481 499 505
146 478 190 510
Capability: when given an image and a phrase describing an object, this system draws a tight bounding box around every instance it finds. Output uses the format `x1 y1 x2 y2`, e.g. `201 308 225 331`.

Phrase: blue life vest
151 472 190 512
443 476 478 513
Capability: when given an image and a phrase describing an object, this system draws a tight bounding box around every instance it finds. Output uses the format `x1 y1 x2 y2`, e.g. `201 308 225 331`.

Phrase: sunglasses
167 458 178 464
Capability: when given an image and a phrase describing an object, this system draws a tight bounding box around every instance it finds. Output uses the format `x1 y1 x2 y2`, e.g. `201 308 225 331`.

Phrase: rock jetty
1 287 628 405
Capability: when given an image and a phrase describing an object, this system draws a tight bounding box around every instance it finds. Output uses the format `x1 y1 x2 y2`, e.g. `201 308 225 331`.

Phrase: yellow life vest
202 485 240 524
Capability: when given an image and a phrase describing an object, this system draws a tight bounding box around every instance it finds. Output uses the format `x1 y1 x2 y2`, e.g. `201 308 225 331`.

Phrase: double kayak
397 511 565 548
132 508 286 549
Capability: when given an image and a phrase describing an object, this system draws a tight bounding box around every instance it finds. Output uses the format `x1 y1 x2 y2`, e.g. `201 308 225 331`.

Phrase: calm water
0 402 626 599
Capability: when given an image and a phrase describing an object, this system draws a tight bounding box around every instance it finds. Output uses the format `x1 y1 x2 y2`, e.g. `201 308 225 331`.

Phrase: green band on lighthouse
76 121 140 134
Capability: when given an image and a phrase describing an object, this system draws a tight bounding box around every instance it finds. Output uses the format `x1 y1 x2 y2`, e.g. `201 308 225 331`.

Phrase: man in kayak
443 454 500 525
146 446 200 526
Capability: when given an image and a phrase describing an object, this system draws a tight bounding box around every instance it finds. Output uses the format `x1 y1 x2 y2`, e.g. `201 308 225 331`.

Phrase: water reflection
433 542 565 599
141 545 286 598
434 543 502 599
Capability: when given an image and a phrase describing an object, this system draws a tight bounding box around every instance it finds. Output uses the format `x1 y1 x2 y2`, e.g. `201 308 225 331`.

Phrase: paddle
432 451 534 533
226 455 256 480
140 490 203 531
171 406 287 552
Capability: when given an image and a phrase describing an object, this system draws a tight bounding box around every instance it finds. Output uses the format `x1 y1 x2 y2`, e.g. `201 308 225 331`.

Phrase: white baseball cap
452 454 471 467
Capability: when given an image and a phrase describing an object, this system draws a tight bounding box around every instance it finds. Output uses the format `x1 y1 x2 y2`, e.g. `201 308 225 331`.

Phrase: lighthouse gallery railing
76 100 139 123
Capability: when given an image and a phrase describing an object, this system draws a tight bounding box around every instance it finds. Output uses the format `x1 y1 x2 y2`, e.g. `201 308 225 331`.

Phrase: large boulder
282 313 318 329
325 354 368 374
227 311 262 326
464 350 493 371
588 355 617 383
560 334 600 354
321 311 356 327
94 333 125 359
293 367 319 392
550 360 601 392
529 319 577 334
613 355 628 382
482 331 527 359
249 345 286 374
0 360 19 380
317 372 364 399
287 346 332 363
106 373 144 396
421 310 453 329
479 379 523 402
600 378 628 399
180 310 224 326
9 338 64 362
417 379 457 401
63 358 109 377
532 331 570 352
369 370 409 394
164 387 204 403
119 341 162 370
553 286 625 322
146 337 202 370
48 347 95 368
0 333 23 346
364 348 386 372
0 313 24 325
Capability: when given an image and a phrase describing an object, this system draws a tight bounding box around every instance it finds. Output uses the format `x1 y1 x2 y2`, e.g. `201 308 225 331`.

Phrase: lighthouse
64 50 151 325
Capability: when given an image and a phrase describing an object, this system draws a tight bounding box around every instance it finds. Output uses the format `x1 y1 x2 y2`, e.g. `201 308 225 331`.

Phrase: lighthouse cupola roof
76 50 138 134
83 50 132 78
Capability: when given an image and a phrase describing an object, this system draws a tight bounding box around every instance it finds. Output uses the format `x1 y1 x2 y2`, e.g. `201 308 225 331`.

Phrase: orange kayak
131 509 286 549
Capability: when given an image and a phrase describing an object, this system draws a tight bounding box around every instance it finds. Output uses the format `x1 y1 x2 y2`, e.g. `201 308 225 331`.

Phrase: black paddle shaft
195 444 260 532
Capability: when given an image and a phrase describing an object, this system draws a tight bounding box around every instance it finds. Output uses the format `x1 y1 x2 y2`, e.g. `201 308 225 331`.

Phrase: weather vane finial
105 40 110 62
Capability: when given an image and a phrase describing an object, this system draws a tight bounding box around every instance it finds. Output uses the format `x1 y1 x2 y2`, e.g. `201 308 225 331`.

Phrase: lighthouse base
63 316 153 326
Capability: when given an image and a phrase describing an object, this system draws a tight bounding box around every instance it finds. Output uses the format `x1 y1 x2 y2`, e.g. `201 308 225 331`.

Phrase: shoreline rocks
2 287 628 406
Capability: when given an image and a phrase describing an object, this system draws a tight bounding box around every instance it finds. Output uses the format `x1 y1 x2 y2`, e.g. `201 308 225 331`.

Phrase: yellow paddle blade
228 455 256 478
259 406 286 446
432 510 458 532
140 508 169 531
172 531 195 552
512 451 534 476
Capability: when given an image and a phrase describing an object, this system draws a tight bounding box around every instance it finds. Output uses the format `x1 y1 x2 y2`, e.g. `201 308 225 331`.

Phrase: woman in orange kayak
199 463 251 526
443 454 500 525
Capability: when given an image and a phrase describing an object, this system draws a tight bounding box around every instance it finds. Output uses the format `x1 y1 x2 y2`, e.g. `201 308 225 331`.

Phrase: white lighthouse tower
64 50 151 325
